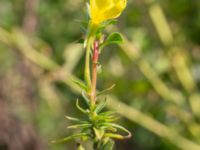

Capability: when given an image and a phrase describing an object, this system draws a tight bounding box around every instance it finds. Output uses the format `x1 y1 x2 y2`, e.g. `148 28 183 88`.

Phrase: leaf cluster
52 93 131 150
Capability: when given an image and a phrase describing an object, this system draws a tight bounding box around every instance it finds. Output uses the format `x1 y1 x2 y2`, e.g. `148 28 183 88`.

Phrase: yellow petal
90 0 127 25
102 0 127 21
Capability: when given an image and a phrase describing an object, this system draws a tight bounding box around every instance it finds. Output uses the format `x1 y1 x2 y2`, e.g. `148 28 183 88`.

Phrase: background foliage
0 0 200 150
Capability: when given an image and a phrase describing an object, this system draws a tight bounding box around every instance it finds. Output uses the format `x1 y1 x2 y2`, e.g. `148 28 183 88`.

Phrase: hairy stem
91 41 99 106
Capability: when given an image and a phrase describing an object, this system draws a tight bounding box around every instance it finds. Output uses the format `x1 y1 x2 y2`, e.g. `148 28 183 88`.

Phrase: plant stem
84 39 92 90
91 40 99 106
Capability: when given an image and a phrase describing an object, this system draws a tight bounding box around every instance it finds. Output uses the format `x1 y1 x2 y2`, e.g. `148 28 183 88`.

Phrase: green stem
84 21 98 101
84 39 92 90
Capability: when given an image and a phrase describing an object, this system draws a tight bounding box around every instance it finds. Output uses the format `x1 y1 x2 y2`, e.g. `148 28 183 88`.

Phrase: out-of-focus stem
23 0 39 34
91 41 99 105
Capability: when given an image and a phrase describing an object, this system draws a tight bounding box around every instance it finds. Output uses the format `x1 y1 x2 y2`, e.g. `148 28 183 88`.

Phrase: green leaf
65 116 88 123
104 133 125 140
100 126 117 132
76 99 89 114
99 20 117 30
94 98 107 114
97 115 118 122
97 114 116 120
81 127 91 135
96 20 117 41
102 123 132 139
93 127 104 140
107 32 123 43
77 143 85 150
99 139 115 150
51 133 89 144
100 32 123 51
72 79 88 91
98 111 117 121
82 91 90 107
67 123 92 129
99 111 116 116
97 84 116 96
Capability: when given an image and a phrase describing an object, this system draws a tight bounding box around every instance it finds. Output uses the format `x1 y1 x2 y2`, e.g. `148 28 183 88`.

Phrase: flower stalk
84 22 97 93
91 40 99 106
84 39 92 89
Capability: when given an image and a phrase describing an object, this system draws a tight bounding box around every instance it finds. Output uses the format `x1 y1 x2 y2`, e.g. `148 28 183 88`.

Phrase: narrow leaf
97 84 116 96
100 139 115 150
94 98 107 114
102 123 132 139
67 123 92 129
100 126 117 132
72 79 88 91
82 91 90 107
65 116 87 123
76 99 89 114
104 133 125 140
51 133 89 144
93 128 104 140
99 111 116 116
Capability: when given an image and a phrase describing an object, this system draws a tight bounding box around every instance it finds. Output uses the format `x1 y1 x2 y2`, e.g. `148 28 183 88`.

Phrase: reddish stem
91 41 99 105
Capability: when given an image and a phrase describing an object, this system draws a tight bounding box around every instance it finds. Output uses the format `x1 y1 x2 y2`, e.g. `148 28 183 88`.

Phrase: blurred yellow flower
90 0 127 25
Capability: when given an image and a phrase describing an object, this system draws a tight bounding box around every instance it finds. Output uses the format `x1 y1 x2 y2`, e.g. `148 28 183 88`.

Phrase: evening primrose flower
90 0 127 25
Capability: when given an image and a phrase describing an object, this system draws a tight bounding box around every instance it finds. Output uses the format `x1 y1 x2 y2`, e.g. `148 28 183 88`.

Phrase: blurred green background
0 0 200 150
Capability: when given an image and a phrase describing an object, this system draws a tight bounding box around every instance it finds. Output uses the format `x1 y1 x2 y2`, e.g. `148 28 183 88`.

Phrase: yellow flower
90 0 127 25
